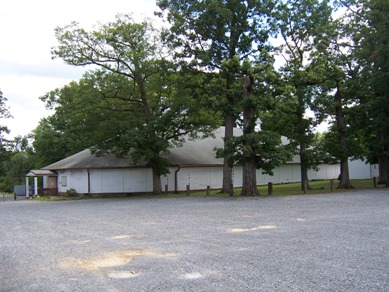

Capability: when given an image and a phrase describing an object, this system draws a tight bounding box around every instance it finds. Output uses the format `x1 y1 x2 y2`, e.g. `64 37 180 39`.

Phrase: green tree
337 0 389 186
308 12 359 188
51 15 219 194
0 89 12 152
216 57 292 196
32 117 80 168
0 89 12 190
271 0 333 191
156 0 277 193
0 135 35 192
358 0 389 186
0 89 12 120
37 75 123 166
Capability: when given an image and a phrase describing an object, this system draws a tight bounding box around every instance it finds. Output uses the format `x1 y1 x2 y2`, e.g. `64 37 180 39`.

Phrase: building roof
27 170 58 176
43 127 230 170
42 127 297 171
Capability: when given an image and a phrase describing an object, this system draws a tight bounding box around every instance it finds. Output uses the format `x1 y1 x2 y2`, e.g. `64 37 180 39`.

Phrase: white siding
57 170 88 194
57 159 377 194
90 168 153 193
123 168 153 193
173 166 224 191
90 169 102 193
348 159 374 179
370 164 379 179
256 164 300 185
308 164 339 181
233 167 243 187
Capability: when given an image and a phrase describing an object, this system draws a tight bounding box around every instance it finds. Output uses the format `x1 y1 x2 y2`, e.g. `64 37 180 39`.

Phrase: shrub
66 188 78 197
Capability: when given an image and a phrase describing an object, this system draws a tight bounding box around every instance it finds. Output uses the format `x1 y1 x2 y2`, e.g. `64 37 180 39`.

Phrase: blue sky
0 0 157 138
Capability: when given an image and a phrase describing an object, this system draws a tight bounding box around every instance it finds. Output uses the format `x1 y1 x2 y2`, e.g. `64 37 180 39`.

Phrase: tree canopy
157 0 279 194
51 15 220 194
2 0 388 194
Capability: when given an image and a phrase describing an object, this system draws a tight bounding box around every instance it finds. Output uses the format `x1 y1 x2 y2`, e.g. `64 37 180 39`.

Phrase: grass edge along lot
27 179 384 201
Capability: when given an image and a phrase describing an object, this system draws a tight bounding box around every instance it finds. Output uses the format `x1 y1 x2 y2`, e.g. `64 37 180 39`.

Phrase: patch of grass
36 196 69 202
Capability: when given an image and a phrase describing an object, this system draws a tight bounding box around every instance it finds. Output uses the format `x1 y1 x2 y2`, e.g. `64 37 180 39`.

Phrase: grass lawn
189 179 382 197
31 179 384 201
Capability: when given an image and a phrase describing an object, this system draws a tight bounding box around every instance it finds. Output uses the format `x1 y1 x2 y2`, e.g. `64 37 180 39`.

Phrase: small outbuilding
25 169 58 197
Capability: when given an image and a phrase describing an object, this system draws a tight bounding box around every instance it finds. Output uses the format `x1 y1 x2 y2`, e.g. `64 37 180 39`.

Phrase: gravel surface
1 189 388 291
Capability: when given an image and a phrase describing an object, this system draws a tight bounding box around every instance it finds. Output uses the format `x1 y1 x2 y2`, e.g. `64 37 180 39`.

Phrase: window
60 176 67 187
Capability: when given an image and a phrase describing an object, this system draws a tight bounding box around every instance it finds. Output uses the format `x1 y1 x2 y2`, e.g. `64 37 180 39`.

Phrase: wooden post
229 184 234 196
165 184 168 194
373 177 377 188
330 179 334 192
206 185 210 197
268 182 273 196
186 185 190 196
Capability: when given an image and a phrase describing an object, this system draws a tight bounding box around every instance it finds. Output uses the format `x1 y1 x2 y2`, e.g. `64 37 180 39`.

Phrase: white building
26 127 378 196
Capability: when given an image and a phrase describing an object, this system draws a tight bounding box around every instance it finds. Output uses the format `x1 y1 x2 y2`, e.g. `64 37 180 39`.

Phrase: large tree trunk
338 160 353 189
240 76 259 196
299 142 310 192
241 156 258 196
221 114 234 194
384 105 389 187
334 86 354 189
137 74 162 194
221 69 236 194
152 166 162 195
295 98 311 192
378 155 386 184
385 156 389 188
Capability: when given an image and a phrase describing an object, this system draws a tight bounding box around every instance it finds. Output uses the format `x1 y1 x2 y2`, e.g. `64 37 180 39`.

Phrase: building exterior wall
165 166 225 192
308 164 340 181
90 168 153 193
57 168 154 194
57 170 89 194
258 164 301 184
348 159 377 179
55 159 377 194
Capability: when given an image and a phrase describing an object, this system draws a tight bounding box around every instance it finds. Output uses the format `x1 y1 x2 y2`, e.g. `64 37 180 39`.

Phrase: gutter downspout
87 169 91 194
174 166 181 194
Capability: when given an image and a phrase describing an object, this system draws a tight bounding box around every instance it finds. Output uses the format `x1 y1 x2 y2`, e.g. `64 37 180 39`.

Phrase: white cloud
0 0 158 138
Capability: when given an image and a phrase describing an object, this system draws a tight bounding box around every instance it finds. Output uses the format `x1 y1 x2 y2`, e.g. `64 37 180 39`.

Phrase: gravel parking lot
1 189 388 291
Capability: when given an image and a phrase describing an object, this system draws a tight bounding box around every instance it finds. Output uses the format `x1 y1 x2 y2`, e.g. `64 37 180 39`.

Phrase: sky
0 0 158 139
0 0 329 140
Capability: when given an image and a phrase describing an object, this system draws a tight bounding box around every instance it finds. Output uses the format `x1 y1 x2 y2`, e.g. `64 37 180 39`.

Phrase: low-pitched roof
42 127 297 171
43 127 234 170
27 170 58 176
